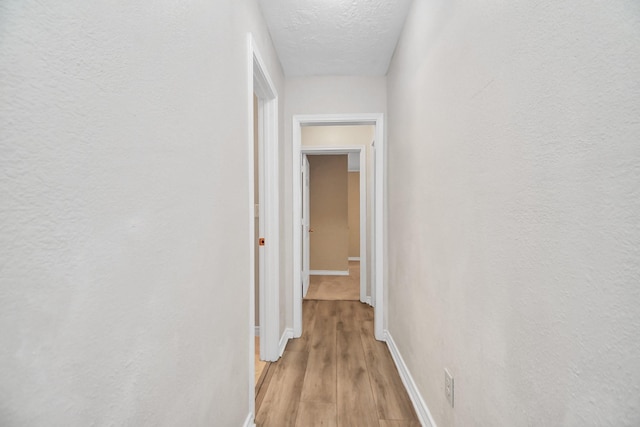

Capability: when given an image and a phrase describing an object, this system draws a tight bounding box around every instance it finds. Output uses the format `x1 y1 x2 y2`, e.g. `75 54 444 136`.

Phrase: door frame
301 155 310 297
302 147 367 302
292 114 386 341
247 33 280 421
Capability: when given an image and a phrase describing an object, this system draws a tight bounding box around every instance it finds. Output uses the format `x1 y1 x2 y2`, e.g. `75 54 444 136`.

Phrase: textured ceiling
258 0 413 76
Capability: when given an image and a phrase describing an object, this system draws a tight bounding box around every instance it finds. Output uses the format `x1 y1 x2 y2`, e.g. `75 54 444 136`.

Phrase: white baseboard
385 331 437 427
348 257 360 261
254 326 260 336
309 270 349 276
242 412 255 427
279 327 294 357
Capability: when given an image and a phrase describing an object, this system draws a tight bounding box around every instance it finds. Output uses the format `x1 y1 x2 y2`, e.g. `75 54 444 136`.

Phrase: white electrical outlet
445 369 454 407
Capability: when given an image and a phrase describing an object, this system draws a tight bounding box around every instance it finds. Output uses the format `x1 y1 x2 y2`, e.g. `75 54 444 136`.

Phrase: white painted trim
292 114 385 341
293 120 303 338
303 272 309 298
302 147 363 155
348 257 361 261
358 146 367 305
309 270 349 276
370 142 376 310
250 34 280 364
301 156 311 299
385 331 437 427
246 33 257 423
373 117 385 340
279 328 294 357
365 296 372 306
247 32 280 421
242 412 256 427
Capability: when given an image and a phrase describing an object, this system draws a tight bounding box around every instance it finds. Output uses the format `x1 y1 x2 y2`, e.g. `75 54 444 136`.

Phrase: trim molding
242 413 255 427
248 32 280 420
248 33 280 363
348 257 360 261
309 270 349 276
302 145 367 307
279 328 294 357
365 296 372 306
385 331 437 427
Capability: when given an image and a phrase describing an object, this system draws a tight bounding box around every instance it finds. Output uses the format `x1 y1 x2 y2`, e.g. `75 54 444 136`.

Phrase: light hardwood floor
255 336 267 386
255 300 419 427
305 261 360 301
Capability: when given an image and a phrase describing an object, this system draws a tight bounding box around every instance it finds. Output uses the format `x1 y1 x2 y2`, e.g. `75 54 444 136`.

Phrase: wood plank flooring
305 261 360 301
255 300 418 427
255 336 268 386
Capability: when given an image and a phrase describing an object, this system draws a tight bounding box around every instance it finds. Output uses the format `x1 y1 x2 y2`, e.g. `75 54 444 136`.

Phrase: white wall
283 76 386 329
387 1 640 426
0 0 284 425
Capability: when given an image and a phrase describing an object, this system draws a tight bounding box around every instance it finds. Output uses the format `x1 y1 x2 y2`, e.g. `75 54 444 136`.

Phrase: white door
257 97 266 360
301 155 311 297
370 143 376 307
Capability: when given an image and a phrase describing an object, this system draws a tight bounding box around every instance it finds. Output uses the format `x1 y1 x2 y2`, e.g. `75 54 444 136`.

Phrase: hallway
2 1 639 425
255 300 418 426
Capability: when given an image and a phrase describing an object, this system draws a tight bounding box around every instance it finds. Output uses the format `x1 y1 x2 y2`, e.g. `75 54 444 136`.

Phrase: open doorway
302 152 363 302
253 93 267 387
302 148 367 303
292 114 386 342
